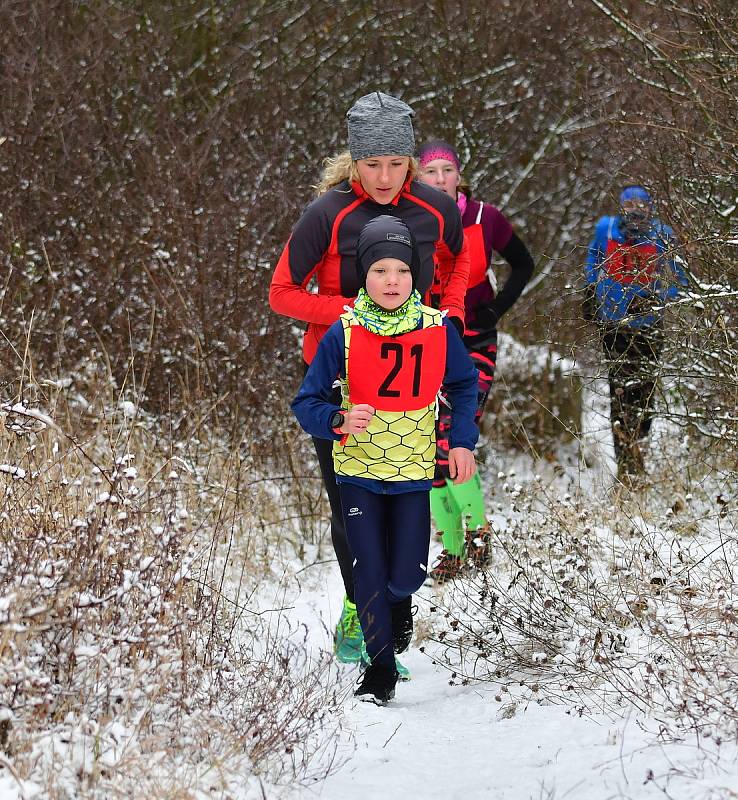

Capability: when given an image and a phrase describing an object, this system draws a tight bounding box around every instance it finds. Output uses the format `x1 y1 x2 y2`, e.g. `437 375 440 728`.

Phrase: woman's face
418 158 461 198
365 257 413 310
356 155 410 204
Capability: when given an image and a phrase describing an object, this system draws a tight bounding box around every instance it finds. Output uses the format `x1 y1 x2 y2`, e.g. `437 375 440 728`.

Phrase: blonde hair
314 150 419 196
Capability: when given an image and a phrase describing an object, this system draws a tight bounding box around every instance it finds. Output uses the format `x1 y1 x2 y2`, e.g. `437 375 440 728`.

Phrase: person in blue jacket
583 184 689 479
292 215 478 705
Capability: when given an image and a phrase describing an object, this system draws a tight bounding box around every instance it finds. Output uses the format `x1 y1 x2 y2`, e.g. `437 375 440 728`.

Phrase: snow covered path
263 559 738 800
253 384 738 800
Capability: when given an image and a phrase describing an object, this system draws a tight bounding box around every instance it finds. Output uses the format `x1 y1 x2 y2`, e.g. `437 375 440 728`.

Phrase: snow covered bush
0 372 341 798
429 461 738 743
486 333 581 455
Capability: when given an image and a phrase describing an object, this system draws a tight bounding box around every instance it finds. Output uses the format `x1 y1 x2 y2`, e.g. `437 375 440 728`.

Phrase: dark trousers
601 326 663 475
339 483 430 668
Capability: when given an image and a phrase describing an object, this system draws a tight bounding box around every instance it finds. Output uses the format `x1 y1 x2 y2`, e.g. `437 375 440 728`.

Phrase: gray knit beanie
346 91 415 161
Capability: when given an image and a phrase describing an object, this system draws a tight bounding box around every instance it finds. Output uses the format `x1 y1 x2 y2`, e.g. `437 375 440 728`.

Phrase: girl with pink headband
417 139 536 582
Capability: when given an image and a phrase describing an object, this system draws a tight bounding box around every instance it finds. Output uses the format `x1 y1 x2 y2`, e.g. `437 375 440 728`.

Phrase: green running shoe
394 657 411 682
360 641 411 681
334 596 363 663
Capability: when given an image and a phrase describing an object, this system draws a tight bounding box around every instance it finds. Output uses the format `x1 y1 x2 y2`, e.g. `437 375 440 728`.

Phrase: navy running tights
339 483 430 668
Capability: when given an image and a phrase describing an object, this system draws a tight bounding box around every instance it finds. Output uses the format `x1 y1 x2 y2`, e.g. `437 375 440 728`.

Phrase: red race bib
604 240 659 285
348 325 447 412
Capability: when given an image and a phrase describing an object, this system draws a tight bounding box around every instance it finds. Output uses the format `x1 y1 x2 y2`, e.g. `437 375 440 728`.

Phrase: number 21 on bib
347 325 447 412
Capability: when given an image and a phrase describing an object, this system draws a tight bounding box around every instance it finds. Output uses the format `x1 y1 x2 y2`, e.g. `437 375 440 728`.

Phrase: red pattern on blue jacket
269 177 470 364
584 215 688 329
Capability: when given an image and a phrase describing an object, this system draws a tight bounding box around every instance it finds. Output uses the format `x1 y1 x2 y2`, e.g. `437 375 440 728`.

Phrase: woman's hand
448 447 477 484
342 404 375 434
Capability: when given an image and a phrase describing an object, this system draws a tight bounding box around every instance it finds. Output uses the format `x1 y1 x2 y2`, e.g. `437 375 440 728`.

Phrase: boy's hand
448 447 476 484
342 403 375 434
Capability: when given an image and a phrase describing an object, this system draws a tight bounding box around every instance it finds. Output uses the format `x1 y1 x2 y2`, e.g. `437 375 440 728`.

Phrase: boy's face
365 257 413 311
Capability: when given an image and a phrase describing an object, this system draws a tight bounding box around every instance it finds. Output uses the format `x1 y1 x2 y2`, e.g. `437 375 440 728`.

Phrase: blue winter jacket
292 316 479 495
584 215 688 329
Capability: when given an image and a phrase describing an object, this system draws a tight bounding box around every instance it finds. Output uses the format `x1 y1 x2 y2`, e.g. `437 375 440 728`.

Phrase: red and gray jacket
269 178 470 364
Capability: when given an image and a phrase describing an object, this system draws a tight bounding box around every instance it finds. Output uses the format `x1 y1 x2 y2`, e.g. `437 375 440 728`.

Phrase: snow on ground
247 378 738 800
256 553 738 800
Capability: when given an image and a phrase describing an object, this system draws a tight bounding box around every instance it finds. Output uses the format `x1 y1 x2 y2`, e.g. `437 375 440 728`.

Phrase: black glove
448 315 464 337
474 304 500 331
626 293 654 318
582 288 596 322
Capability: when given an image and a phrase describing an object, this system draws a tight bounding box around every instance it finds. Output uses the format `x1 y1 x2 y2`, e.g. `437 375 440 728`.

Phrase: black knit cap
355 215 421 290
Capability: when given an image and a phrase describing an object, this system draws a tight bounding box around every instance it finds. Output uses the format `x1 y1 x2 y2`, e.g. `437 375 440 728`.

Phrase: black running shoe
429 550 463 583
354 662 398 705
465 526 492 568
391 596 413 654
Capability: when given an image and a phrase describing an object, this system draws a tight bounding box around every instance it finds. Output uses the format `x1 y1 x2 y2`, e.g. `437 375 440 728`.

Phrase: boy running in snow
292 215 479 705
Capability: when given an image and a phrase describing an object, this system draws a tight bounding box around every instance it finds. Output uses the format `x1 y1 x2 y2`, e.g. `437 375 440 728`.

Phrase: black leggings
601 326 663 470
339 483 430 668
304 361 355 603
311 434 355 602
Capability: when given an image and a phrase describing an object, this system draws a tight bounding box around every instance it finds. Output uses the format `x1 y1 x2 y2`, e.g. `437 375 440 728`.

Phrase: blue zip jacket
292 316 479 494
584 215 688 329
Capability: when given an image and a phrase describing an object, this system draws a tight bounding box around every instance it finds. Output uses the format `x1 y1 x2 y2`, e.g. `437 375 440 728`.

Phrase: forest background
0 1 736 798
2 0 735 440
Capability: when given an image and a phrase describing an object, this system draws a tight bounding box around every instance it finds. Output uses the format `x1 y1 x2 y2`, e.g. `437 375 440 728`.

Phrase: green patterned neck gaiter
351 288 423 336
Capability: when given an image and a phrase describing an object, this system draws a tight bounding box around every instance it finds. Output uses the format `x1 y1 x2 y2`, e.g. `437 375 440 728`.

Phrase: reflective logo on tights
347 506 362 516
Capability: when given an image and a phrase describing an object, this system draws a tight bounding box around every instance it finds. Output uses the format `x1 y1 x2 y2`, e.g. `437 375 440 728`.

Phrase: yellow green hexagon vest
333 307 444 481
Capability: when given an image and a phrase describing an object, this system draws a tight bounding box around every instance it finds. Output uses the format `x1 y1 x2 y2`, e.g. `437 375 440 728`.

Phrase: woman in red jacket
418 139 535 582
269 93 470 665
